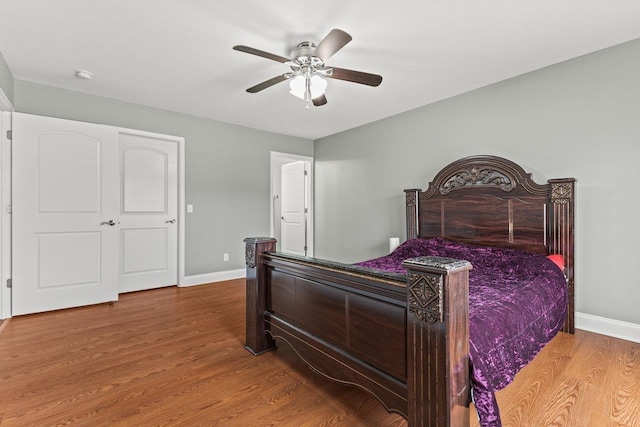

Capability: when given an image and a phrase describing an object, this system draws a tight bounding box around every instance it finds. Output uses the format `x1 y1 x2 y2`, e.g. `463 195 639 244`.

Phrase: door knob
166 219 176 224
100 220 116 226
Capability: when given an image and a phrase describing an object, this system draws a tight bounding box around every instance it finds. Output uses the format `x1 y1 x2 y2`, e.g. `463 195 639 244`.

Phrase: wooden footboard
244 237 473 427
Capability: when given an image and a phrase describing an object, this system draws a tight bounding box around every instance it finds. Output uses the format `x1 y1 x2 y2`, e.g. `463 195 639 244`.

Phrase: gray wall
0 52 14 104
314 39 640 325
14 80 313 276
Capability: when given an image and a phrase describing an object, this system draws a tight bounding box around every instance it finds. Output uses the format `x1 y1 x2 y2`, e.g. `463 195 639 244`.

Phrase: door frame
270 151 313 257
0 87 13 319
118 127 186 289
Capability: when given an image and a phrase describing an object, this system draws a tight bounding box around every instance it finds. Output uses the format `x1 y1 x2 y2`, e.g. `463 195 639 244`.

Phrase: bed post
548 178 576 334
402 256 473 427
405 189 420 240
243 237 277 355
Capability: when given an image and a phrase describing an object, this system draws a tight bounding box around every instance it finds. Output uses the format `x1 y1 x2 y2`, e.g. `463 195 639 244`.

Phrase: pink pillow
547 254 565 270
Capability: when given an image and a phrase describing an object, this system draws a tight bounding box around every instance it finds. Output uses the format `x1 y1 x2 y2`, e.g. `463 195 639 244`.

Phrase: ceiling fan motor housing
290 42 325 72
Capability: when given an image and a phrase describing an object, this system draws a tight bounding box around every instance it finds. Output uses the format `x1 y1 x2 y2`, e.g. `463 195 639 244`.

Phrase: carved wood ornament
551 182 573 204
420 155 549 198
440 167 514 194
245 244 256 268
407 272 443 323
406 191 417 207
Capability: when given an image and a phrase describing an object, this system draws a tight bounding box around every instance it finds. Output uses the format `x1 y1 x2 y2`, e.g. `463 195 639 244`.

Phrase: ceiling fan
233 29 382 108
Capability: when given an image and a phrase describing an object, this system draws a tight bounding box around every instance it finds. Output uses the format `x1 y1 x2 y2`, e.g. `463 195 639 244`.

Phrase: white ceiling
1 1 639 140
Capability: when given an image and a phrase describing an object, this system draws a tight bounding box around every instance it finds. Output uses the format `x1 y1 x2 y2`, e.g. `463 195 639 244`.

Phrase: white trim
270 151 314 256
576 312 640 344
0 111 11 319
177 135 185 286
118 127 184 143
182 269 246 287
0 86 12 319
117 127 186 287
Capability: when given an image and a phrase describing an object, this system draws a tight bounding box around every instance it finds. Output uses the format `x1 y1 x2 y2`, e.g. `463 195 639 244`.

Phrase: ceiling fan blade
246 75 288 93
314 29 352 62
233 45 290 63
312 94 328 106
328 67 383 87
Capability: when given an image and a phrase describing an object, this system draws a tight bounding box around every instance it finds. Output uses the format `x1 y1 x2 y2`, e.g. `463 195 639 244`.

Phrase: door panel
121 228 168 274
281 161 307 256
12 113 119 315
37 232 101 288
118 132 177 293
38 134 103 212
122 148 168 213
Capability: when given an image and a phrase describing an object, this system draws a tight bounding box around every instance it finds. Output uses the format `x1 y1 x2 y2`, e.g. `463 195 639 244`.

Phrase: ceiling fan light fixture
310 75 327 98
289 75 306 99
289 74 327 101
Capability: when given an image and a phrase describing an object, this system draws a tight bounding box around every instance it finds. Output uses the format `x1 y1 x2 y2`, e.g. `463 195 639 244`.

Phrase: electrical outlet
223 253 229 262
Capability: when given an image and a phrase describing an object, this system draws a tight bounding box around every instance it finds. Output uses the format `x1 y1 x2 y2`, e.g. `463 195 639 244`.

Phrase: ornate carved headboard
404 155 576 332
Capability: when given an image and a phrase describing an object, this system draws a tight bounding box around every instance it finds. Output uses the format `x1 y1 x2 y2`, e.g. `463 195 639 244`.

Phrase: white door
12 113 119 315
281 161 307 256
118 131 178 293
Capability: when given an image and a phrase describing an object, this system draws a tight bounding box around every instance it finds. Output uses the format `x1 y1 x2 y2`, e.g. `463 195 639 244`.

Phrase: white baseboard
182 269 246 287
576 312 640 344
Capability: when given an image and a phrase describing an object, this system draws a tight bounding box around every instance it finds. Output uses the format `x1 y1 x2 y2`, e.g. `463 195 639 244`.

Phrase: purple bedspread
355 238 567 427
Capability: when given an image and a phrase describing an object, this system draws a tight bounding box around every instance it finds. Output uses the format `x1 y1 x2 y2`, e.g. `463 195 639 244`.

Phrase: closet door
118 131 178 293
12 113 119 315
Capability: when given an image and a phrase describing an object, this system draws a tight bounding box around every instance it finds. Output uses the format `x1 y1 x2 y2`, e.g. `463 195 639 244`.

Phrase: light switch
187 204 193 213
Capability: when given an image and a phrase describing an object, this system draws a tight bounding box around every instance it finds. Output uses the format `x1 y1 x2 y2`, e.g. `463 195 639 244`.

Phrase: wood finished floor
0 279 638 426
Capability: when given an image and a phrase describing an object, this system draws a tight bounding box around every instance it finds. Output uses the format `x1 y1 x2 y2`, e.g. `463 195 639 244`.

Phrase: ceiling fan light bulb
289 75 306 99
309 75 327 98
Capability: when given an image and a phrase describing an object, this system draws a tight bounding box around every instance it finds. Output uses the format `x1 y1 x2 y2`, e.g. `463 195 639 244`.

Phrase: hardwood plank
0 318 9 337
492 332 576 426
471 330 640 427
1 280 638 426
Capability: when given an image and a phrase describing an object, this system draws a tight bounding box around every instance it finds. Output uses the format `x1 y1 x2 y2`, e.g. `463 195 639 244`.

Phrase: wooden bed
243 155 575 426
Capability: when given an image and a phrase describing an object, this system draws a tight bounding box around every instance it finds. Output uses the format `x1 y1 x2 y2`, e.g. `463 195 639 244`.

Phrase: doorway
270 152 313 257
